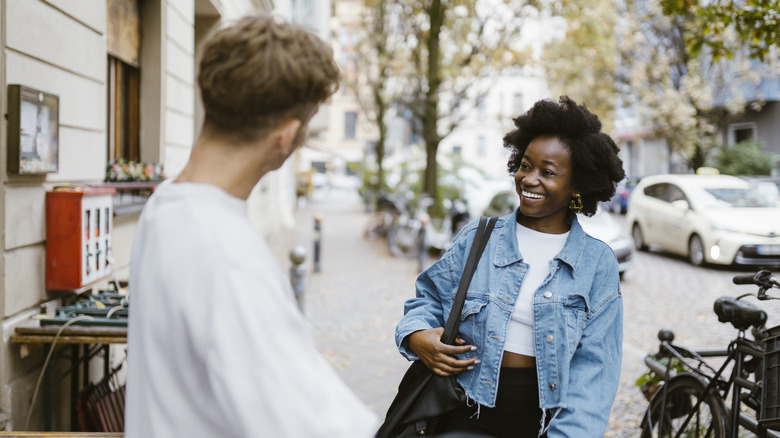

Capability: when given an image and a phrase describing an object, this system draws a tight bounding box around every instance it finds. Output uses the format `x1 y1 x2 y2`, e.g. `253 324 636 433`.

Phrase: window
344 111 357 140
665 185 687 203
728 123 756 145
513 92 524 115
107 57 140 162
106 0 140 163
735 128 754 143
452 145 462 157
477 136 486 157
644 183 667 200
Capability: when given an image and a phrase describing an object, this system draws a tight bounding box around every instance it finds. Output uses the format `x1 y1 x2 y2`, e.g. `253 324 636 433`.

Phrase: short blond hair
198 15 340 141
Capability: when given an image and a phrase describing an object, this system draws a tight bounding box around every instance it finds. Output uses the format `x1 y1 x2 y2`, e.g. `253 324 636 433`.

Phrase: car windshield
691 187 776 208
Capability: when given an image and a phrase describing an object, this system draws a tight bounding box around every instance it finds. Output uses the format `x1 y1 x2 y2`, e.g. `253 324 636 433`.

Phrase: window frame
728 122 757 146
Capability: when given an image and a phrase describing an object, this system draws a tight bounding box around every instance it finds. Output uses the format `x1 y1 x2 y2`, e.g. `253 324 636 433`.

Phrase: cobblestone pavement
267 187 780 436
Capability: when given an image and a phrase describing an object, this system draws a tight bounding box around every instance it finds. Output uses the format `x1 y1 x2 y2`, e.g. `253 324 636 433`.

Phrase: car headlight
710 245 721 259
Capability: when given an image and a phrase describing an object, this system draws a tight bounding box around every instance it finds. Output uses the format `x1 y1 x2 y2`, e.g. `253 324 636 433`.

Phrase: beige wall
1 1 109 429
0 0 262 430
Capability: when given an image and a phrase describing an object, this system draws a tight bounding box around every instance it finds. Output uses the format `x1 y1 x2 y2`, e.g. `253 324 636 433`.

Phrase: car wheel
632 223 647 251
688 234 706 267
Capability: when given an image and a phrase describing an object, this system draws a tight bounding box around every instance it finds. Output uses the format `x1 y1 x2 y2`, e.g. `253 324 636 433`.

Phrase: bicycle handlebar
732 270 780 298
733 273 756 285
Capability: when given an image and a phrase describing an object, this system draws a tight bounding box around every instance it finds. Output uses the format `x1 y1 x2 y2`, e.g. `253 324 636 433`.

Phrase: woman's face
514 136 577 234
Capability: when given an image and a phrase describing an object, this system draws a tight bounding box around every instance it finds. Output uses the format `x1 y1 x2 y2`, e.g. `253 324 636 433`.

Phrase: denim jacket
395 209 623 437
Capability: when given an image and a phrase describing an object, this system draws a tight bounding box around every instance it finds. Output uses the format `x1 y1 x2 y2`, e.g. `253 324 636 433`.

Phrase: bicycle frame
647 334 780 438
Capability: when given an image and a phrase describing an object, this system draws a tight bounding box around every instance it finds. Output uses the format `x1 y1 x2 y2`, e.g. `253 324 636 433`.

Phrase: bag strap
440 216 498 346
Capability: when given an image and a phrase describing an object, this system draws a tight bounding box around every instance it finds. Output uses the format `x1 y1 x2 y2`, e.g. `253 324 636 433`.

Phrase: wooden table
10 324 127 432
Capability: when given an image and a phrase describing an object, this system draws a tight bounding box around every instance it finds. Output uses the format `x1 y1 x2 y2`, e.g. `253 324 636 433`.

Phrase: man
125 15 377 437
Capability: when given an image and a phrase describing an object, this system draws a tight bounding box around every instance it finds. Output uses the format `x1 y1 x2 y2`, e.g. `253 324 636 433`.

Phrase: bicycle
639 269 780 438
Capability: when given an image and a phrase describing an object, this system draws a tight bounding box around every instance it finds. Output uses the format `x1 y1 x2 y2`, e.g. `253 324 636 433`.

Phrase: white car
626 174 780 267
579 207 633 277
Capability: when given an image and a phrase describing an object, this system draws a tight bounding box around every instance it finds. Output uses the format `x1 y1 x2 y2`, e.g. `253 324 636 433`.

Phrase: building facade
0 0 331 430
296 0 373 190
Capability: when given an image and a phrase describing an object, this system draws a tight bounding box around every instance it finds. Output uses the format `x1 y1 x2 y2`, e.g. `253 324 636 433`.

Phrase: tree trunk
423 0 444 200
688 143 706 172
375 96 386 188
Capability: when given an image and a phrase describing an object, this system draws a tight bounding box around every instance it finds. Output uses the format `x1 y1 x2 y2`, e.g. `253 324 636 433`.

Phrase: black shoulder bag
376 216 498 438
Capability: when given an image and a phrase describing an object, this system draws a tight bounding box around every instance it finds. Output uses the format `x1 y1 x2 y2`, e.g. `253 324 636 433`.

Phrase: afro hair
503 96 626 216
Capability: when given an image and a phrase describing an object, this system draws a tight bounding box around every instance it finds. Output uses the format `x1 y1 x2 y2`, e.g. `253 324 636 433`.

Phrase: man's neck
175 135 274 200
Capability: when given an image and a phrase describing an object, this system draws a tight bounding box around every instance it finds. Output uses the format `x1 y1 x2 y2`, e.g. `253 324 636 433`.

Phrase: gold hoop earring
570 194 583 213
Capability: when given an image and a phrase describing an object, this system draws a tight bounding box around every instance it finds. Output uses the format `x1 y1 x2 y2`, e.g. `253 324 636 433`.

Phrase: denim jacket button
545 334 554 343
543 291 552 298
548 383 555 391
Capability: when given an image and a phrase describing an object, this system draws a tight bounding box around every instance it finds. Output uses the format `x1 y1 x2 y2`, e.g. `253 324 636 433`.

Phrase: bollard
313 213 322 273
289 246 307 312
417 215 429 272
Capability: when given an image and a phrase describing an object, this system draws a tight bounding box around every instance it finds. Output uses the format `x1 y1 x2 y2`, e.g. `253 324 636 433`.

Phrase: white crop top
503 223 569 357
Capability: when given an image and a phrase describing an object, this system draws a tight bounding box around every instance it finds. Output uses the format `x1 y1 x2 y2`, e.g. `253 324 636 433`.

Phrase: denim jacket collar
493 208 587 277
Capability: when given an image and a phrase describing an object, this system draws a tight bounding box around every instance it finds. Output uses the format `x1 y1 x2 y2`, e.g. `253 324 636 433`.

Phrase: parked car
741 176 780 206
579 207 633 277
604 177 640 214
482 191 632 276
626 174 780 267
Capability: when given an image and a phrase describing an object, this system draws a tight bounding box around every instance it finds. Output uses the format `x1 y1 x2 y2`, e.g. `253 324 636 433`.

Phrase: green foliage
636 355 690 400
616 0 776 170
660 0 780 61
709 140 773 176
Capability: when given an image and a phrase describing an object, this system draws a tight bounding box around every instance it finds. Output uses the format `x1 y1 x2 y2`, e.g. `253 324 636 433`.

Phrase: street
266 187 780 437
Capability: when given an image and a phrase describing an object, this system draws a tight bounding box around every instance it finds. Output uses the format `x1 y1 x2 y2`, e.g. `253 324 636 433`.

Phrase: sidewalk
265 188 639 437
266 187 421 414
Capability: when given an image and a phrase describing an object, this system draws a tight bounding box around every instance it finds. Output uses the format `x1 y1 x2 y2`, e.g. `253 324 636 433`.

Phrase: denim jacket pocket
457 297 487 356
564 294 588 351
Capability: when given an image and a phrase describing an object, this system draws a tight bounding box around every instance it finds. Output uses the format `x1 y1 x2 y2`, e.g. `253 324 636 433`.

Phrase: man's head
198 15 340 144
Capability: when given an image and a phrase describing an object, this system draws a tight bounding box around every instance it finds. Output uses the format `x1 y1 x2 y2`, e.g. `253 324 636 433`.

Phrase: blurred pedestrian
125 15 377 437
393 96 625 437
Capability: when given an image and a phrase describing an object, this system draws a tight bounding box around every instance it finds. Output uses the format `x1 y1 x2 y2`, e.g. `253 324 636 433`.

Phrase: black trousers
436 367 545 438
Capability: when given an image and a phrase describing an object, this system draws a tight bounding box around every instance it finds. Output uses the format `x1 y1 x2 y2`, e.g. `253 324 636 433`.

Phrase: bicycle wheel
640 373 729 438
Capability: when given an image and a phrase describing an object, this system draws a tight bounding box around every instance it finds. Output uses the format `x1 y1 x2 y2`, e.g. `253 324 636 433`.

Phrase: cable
24 315 93 430
106 305 124 319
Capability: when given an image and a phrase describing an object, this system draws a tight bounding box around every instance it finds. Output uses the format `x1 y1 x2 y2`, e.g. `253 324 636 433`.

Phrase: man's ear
274 118 302 155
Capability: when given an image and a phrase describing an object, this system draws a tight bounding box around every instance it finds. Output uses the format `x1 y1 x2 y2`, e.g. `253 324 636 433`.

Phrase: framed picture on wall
7 84 60 175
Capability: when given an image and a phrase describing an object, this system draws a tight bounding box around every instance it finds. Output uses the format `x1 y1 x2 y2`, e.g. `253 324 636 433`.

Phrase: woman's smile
520 190 544 200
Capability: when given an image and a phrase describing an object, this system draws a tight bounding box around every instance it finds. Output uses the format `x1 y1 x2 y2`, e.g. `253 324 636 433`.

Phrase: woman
395 96 626 437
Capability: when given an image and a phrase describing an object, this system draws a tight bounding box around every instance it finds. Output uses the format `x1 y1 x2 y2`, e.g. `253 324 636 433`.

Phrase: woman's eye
519 162 530 170
542 170 555 176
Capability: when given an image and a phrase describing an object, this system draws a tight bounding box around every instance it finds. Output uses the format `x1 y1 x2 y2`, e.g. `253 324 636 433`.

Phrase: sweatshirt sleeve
204 262 378 437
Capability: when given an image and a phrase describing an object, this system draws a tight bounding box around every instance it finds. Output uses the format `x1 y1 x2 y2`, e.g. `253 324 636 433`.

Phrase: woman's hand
407 327 479 377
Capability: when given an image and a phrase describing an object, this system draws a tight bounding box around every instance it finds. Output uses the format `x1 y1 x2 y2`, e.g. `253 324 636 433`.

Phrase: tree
352 0 405 193
660 0 780 62
616 0 768 170
383 0 533 202
537 0 778 171
542 0 620 132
